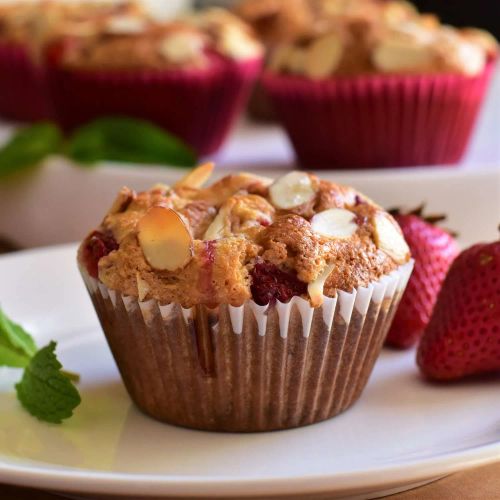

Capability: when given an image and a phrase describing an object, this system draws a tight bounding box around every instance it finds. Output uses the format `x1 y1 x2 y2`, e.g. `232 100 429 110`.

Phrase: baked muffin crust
0 1 145 54
79 167 410 308
48 7 262 70
237 0 497 77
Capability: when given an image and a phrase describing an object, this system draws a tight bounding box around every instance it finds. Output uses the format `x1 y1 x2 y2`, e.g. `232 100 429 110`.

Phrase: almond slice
194 172 273 205
308 264 335 307
239 172 273 187
286 47 307 74
203 207 228 240
174 162 214 189
136 273 150 302
269 45 294 72
373 213 410 264
138 207 193 271
150 182 170 194
107 187 134 215
159 31 206 63
269 171 316 209
105 16 147 35
311 208 358 238
304 33 343 79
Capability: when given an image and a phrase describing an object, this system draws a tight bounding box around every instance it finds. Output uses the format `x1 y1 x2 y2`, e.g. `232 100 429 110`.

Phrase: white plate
0 245 499 499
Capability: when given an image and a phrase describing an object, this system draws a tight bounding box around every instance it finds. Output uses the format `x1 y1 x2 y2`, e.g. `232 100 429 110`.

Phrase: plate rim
1 442 499 497
0 245 499 497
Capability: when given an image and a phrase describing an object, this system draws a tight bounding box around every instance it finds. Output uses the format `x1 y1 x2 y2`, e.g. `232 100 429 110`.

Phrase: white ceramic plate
0 245 499 499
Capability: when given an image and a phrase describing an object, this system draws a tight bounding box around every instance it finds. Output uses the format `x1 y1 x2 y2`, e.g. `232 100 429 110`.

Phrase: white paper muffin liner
81 261 413 432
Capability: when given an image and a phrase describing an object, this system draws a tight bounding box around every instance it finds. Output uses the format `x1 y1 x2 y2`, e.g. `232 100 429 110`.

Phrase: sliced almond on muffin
304 33 343 79
269 171 317 209
174 162 214 189
138 206 193 271
373 213 410 264
311 208 358 238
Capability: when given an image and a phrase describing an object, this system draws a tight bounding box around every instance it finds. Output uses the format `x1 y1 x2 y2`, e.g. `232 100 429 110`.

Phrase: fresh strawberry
417 237 500 381
385 206 459 349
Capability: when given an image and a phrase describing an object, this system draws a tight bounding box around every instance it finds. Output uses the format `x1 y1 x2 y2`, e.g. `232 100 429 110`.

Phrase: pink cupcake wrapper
80 261 413 432
0 42 52 122
46 57 261 156
262 61 496 169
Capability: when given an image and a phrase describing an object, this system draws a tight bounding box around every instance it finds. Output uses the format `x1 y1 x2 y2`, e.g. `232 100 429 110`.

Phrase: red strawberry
385 206 459 349
417 238 500 381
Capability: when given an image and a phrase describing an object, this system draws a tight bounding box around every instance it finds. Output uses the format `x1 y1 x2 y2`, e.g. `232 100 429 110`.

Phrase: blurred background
0 0 498 250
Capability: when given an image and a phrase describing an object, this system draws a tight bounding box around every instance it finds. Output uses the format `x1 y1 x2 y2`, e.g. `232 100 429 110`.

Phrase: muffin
78 165 413 432
234 0 320 121
0 0 145 122
44 8 263 156
260 0 497 169
0 1 52 121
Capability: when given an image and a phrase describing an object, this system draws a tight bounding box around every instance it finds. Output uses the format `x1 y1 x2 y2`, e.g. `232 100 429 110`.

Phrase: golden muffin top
235 0 497 77
47 7 263 70
78 165 411 308
0 1 144 49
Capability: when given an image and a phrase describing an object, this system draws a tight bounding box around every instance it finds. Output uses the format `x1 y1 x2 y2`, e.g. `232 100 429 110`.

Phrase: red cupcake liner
262 61 496 169
45 56 261 156
0 42 52 122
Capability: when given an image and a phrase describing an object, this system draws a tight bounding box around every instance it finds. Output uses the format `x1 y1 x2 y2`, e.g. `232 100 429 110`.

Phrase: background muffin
0 1 53 121
44 7 263 155
78 165 413 432
260 0 497 169
0 0 145 122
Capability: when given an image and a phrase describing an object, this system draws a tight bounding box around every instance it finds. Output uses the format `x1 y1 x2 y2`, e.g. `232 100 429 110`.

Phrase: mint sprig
0 307 81 423
0 122 62 178
67 117 197 167
16 342 81 424
0 307 37 368
0 117 197 178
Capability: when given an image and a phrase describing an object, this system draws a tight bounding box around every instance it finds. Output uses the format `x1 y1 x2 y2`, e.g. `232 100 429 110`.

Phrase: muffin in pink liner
0 41 50 121
45 9 263 156
260 1 498 169
0 2 54 121
77 167 413 432
0 1 150 122
263 62 495 169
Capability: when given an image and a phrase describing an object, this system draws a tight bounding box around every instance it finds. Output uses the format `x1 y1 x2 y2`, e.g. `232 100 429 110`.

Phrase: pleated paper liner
262 61 495 169
45 56 261 156
81 261 413 432
0 42 52 121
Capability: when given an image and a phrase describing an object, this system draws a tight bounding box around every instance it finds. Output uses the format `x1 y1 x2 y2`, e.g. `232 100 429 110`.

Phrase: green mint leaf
0 122 62 178
0 307 37 367
16 341 81 424
0 343 30 368
67 117 197 168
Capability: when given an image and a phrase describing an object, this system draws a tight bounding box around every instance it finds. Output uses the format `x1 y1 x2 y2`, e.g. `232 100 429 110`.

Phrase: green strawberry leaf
16 341 81 424
0 307 37 367
0 122 62 178
67 117 197 168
